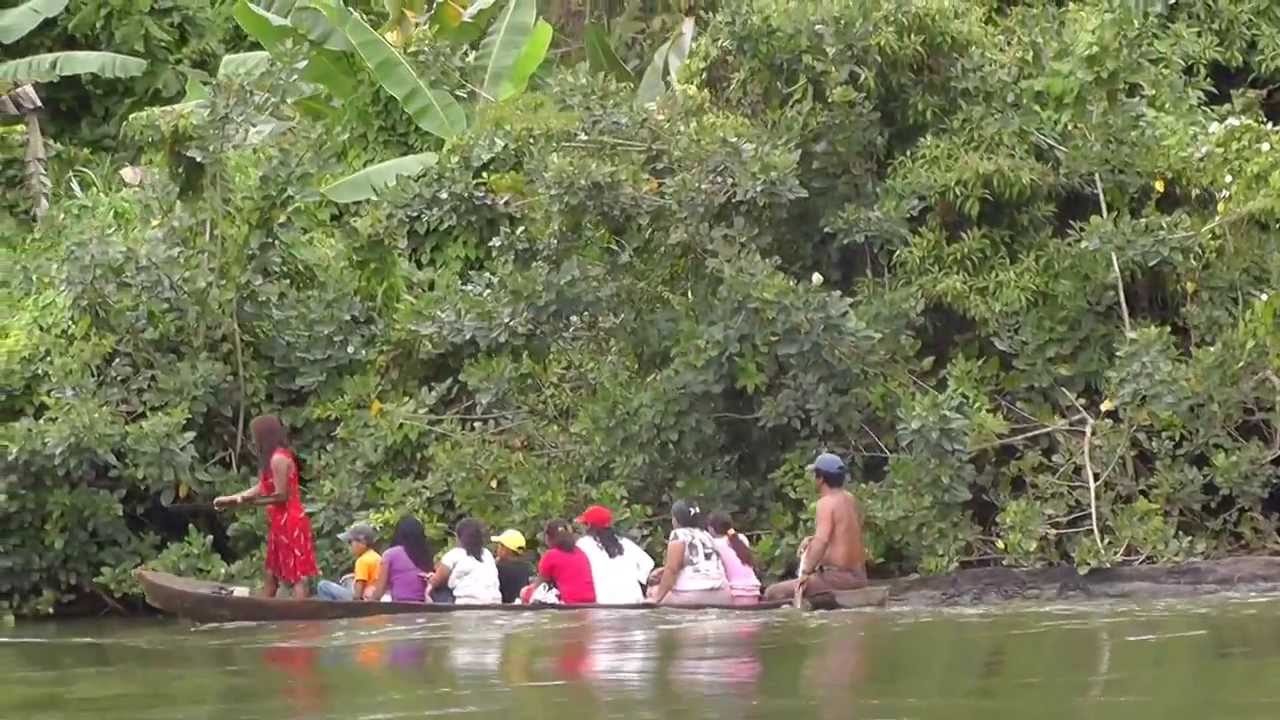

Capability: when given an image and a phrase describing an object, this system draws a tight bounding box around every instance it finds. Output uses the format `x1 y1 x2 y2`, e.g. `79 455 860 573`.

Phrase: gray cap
337 523 376 544
807 452 847 477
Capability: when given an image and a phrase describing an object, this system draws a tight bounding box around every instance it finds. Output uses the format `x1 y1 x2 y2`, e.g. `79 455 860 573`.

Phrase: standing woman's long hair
545 519 576 552
456 518 486 561
587 526 624 558
708 512 753 568
391 515 436 572
250 415 290 471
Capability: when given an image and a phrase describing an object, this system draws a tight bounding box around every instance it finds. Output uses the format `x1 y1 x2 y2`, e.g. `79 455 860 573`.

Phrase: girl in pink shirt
708 512 761 605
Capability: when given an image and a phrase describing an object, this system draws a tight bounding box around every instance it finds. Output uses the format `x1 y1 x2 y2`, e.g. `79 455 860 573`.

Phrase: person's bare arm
799 499 835 577
648 540 685 604
428 562 450 591
248 454 292 506
213 484 260 509
368 556 391 602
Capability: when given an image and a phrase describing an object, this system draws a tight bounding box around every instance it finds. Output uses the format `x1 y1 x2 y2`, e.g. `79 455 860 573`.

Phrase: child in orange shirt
317 523 381 601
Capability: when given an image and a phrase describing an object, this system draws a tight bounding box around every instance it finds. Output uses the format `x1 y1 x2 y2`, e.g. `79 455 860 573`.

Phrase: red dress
260 449 318 583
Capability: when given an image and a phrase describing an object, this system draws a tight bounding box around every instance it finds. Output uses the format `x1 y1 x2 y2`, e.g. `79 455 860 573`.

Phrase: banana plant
231 0 556 201
0 0 147 220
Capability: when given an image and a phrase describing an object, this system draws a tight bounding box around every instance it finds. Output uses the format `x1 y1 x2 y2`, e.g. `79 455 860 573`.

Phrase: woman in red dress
214 415 319 598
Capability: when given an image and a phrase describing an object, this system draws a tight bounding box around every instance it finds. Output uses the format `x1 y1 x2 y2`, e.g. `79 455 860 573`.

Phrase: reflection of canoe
136 570 796 623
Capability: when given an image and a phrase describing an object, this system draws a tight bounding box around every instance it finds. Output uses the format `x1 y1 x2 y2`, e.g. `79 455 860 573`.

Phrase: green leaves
584 22 634 84
0 51 146 83
0 0 69 45
474 0 536 101
321 152 438 202
317 0 466 139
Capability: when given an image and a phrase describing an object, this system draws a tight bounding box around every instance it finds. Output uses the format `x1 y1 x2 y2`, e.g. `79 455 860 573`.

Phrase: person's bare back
814 490 864 573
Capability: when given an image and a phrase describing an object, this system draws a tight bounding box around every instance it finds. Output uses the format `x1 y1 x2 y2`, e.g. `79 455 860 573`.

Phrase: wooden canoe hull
136 570 800 623
825 586 890 609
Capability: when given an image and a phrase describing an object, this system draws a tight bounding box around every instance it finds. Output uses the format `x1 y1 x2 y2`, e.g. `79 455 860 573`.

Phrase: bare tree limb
228 221 246 476
969 413 1088 452
1095 172 1132 335
1094 171 1109 220
1111 252 1132 335
861 423 892 456
1060 387 1104 554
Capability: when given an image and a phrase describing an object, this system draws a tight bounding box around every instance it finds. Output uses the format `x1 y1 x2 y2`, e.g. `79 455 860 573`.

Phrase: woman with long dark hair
529 519 596 604
574 505 654 604
214 415 318 598
707 512 761 605
427 518 501 604
648 500 730 605
368 516 436 602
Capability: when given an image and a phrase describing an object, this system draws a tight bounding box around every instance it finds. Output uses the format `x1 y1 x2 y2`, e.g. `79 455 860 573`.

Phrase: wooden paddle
164 502 221 513
793 575 809 610
165 500 323 513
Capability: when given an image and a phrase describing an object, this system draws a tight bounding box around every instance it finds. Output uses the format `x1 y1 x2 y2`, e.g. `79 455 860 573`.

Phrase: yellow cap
491 529 526 552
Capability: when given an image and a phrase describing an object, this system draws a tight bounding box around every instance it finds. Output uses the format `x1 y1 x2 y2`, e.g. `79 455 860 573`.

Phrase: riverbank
880 556 1280 607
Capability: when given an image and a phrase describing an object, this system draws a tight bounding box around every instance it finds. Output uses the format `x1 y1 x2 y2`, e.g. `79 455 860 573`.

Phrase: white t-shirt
440 547 502 604
576 535 655 604
669 527 727 592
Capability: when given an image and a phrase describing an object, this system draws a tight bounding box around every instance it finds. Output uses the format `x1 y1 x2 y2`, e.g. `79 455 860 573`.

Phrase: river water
3 597 1279 720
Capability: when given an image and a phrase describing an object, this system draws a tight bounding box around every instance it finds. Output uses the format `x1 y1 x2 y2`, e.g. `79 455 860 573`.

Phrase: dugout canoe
138 570 890 622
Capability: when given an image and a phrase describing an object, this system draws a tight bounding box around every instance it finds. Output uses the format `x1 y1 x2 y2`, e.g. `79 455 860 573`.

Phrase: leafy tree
2 0 1279 615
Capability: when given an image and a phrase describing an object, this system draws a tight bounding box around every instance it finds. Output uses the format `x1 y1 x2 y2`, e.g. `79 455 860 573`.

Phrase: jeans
317 579 353 601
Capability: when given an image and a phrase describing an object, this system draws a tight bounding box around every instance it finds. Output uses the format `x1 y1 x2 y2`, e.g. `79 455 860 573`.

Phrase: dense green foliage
2 0 1279 614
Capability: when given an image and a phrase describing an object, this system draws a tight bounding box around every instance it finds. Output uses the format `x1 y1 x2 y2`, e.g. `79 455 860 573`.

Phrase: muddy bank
880 556 1280 607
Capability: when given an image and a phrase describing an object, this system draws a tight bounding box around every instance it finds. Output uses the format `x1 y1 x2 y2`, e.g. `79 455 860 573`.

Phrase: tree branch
968 413 1088 452
1095 172 1132 335
230 302 246 476
1060 387 1105 555
861 423 892 456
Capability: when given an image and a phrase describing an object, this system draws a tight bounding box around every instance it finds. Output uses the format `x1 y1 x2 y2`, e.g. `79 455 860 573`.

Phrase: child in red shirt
531 519 596 604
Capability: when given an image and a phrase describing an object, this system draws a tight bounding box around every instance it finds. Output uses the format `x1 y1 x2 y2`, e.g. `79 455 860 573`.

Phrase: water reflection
261 623 327 718
9 600 1280 720
802 616 867 720
669 619 765 696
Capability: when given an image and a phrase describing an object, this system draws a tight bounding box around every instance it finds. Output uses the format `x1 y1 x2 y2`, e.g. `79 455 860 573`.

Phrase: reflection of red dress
260 449 318 583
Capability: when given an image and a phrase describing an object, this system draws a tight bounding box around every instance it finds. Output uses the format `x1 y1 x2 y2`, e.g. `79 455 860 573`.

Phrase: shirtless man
764 452 866 604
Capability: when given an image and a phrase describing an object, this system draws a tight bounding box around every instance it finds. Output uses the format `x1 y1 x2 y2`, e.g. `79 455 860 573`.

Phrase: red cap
575 505 613 529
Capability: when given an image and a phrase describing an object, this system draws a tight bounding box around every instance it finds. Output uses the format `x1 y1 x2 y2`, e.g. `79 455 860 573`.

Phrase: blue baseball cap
807 452 847 477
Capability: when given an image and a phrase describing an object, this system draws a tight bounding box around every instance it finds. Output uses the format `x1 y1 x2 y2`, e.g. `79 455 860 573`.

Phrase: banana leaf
0 51 146 83
233 0 293 51
475 0 535 100
217 51 273 81
318 0 466 138
321 152 438 202
634 37 672 109
0 0 69 45
584 22 634 84
501 17 551 99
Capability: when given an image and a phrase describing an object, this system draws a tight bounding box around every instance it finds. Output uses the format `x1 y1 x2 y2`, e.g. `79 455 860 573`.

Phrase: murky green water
3 598 1280 719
